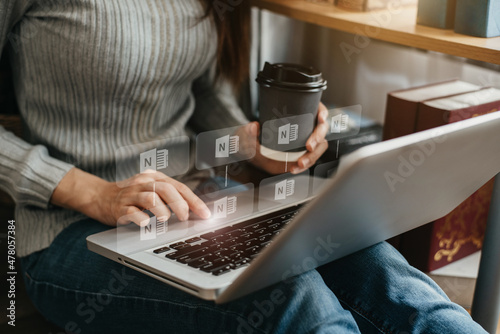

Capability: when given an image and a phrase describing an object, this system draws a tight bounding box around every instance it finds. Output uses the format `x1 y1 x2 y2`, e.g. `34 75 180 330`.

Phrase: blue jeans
20 219 486 334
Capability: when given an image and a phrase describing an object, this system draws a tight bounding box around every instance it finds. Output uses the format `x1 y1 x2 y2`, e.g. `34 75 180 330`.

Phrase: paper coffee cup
256 62 327 161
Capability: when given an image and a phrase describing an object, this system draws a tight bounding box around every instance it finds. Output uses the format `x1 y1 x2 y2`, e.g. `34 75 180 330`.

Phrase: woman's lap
20 218 359 334
20 218 486 334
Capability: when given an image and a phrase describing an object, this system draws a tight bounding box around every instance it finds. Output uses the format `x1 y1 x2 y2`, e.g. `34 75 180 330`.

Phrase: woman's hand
240 102 329 175
51 168 211 227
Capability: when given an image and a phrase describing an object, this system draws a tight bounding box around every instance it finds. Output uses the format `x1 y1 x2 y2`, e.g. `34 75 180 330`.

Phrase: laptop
87 111 500 304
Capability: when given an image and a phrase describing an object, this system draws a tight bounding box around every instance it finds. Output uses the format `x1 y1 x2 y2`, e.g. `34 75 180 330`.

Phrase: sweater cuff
0 130 74 209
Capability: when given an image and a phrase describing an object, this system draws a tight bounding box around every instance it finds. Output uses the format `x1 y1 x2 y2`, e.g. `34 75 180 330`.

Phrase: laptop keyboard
152 207 300 276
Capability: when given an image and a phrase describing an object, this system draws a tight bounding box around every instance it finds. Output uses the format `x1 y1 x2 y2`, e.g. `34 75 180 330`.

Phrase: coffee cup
256 62 327 161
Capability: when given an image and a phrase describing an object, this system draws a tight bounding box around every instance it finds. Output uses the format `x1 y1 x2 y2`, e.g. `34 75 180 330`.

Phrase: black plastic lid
256 62 327 92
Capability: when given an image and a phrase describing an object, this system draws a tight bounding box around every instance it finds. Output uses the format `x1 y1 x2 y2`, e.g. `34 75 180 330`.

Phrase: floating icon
213 196 237 219
278 123 299 145
331 114 349 134
215 135 239 158
140 148 168 173
275 179 295 200
140 216 166 241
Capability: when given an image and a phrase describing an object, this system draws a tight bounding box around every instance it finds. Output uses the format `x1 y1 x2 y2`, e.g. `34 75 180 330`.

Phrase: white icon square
331 114 349 134
275 179 295 200
140 216 166 240
140 148 168 173
213 196 237 219
215 135 239 158
278 123 299 145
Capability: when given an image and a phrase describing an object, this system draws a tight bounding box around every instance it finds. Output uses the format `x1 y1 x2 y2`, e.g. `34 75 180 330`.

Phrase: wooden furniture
251 0 500 65
250 1 500 332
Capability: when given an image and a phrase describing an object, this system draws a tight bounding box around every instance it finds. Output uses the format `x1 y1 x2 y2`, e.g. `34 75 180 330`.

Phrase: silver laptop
87 111 500 304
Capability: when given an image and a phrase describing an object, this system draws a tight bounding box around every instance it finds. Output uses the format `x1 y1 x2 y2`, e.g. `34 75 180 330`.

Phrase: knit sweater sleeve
0 0 75 209
189 67 250 133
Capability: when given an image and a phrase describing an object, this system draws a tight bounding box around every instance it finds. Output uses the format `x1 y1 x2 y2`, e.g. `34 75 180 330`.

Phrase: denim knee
221 269 361 334
317 242 486 333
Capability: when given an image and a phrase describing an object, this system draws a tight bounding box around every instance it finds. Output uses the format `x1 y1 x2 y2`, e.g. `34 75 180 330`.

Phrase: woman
0 1 487 333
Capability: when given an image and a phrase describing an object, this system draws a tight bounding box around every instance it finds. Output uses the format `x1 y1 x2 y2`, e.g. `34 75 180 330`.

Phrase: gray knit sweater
0 0 249 257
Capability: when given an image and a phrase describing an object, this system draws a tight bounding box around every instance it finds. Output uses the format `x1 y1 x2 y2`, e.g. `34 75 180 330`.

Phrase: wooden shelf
251 0 500 65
